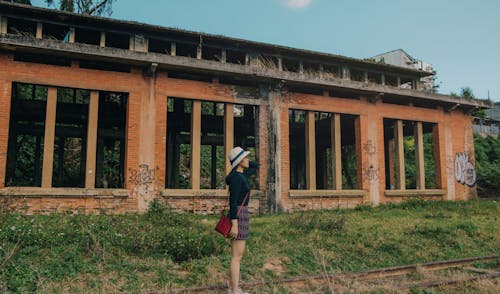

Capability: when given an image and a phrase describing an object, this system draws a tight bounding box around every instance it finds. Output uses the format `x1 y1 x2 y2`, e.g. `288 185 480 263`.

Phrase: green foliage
474 134 500 195
404 135 416 188
287 210 345 233
44 0 116 16
1 199 499 292
1 0 31 4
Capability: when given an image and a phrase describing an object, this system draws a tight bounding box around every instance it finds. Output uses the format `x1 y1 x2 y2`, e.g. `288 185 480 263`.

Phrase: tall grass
0 199 498 292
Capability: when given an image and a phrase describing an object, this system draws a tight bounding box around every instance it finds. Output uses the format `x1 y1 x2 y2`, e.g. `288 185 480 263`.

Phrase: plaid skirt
236 206 250 240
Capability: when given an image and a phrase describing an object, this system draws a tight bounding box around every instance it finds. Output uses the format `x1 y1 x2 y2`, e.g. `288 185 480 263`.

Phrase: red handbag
215 192 249 238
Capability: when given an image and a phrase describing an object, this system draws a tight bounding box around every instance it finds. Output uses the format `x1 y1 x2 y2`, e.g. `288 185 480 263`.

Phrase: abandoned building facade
0 3 489 214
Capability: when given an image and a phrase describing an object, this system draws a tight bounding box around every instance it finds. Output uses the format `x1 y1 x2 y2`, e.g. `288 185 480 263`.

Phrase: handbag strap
223 191 250 216
237 192 250 216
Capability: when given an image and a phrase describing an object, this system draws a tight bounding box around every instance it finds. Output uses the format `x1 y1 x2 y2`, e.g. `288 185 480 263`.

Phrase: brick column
136 73 157 211
0 79 11 188
154 92 167 191
268 89 283 212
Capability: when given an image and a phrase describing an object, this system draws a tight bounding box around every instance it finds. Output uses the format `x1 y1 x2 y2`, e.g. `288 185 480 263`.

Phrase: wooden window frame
289 109 365 198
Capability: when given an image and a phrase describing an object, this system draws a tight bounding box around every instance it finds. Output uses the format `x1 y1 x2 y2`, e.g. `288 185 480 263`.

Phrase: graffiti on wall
128 164 154 186
363 164 379 182
363 140 377 156
454 152 476 187
128 164 155 203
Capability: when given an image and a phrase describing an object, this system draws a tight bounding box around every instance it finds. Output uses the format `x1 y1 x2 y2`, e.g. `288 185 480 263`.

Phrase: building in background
373 49 436 92
473 102 500 137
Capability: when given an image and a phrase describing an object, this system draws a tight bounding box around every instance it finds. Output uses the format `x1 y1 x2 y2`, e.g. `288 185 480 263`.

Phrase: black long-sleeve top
225 161 259 219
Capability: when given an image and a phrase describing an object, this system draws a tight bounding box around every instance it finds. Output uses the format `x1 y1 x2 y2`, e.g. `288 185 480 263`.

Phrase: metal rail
143 254 499 293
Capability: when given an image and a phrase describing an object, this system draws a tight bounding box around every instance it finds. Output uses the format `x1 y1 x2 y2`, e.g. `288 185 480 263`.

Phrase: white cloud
282 0 313 10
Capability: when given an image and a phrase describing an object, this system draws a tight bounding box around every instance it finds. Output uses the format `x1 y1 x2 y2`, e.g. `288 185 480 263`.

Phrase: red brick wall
0 53 478 214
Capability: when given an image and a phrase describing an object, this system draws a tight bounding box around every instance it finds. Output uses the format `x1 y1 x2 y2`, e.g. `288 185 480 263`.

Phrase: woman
225 146 259 294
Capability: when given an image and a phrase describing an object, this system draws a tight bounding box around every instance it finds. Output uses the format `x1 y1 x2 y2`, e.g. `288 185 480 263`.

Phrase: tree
451 87 487 119
474 134 500 197
45 0 116 16
1 0 32 4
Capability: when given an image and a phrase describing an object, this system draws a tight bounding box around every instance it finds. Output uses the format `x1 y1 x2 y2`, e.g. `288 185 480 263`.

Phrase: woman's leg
230 239 246 292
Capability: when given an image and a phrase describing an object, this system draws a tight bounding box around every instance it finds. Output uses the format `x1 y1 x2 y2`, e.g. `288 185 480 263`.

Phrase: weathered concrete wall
0 52 478 214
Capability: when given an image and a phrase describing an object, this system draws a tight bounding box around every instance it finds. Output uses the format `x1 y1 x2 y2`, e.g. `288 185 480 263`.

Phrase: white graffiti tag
454 152 476 187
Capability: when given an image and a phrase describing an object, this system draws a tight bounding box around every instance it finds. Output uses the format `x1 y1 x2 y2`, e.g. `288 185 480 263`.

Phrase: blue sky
32 0 500 102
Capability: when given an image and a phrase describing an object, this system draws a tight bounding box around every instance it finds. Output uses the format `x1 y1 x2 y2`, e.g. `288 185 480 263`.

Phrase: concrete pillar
129 34 135 50
36 23 43 39
69 27 75 43
319 64 324 79
299 60 304 75
396 77 401 88
388 138 395 188
381 74 386 86
42 87 57 188
415 121 425 189
0 16 7 35
128 34 148 52
100 32 106 48
85 91 99 189
394 120 405 190
342 66 350 80
191 100 201 189
221 49 227 63
364 72 369 83
331 113 342 189
170 42 176 56
278 57 283 71
197 45 202 59
305 111 316 189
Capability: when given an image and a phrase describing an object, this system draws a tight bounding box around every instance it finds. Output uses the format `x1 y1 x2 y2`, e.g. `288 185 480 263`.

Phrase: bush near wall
474 134 500 197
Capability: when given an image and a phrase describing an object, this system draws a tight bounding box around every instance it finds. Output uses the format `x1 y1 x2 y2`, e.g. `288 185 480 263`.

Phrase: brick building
0 2 490 214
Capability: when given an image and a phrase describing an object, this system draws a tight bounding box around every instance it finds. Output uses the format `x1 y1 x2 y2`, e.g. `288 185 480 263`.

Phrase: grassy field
0 198 499 293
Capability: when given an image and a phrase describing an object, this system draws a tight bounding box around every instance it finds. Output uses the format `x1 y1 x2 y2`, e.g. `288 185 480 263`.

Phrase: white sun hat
228 146 250 169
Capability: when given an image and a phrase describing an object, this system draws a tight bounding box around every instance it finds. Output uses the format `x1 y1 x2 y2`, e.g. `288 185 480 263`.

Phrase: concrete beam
0 35 490 109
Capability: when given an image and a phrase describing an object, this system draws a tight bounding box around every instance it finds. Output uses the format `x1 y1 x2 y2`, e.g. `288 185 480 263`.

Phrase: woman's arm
244 161 259 176
229 176 242 220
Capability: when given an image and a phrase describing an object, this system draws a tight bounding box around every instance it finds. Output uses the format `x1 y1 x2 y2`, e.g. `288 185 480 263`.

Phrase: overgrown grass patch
0 199 498 292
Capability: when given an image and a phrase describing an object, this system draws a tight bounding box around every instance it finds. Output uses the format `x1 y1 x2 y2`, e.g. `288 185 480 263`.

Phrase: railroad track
143 254 499 293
